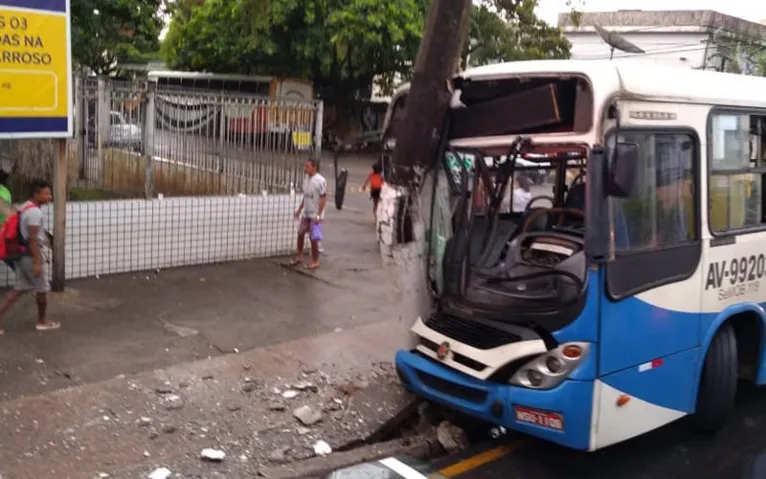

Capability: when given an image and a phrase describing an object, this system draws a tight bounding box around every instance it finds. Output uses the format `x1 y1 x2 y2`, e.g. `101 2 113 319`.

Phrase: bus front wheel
691 321 738 433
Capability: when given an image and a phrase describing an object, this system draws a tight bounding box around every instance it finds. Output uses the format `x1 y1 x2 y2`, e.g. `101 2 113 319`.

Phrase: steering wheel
523 195 554 214
522 207 585 233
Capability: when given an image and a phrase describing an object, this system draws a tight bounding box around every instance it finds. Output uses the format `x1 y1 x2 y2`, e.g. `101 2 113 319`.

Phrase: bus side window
709 113 766 233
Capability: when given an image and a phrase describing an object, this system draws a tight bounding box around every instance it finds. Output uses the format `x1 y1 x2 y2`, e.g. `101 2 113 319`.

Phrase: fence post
96 77 106 184
51 139 68 291
75 73 86 180
314 101 324 167
144 82 156 199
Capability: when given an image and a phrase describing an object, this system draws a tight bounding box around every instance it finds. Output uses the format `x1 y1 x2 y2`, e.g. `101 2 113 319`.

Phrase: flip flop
35 321 61 332
290 257 302 266
0 329 5 336
306 262 320 270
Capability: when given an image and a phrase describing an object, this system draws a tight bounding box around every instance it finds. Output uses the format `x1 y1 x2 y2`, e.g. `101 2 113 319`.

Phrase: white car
106 111 143 152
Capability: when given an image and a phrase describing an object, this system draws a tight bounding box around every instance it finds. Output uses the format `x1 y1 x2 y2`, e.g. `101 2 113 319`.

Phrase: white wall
565 31 713 69
0 194 300 286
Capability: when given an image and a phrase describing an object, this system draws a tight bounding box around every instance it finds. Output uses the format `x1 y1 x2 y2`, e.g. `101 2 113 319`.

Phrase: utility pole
389 0 472 190
377 0 472 325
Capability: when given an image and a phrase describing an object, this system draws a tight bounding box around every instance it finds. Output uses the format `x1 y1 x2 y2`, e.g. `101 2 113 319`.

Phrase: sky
536 0 766 26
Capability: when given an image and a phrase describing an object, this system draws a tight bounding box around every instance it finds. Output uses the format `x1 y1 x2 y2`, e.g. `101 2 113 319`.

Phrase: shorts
15 256 50 293
298 217 313 237
370 188 382 201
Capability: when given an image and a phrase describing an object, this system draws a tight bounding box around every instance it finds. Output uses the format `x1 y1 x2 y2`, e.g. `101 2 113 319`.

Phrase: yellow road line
433 442 523 478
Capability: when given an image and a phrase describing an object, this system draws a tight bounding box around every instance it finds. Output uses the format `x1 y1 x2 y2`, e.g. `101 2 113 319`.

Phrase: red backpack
0 204 38 261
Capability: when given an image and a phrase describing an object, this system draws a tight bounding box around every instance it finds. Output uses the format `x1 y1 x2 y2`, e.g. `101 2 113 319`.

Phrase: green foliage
162 0 575 100
71 0 164 74
464 0 572 67
163 0 427 101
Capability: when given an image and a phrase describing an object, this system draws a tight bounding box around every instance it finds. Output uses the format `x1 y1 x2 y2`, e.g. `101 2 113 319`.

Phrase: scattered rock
200 448 226 462
161 424 177 434
165 402 184 411
178 381 191 389
293 405 323 426
202 375 214 381
137 417 152 428
143 451 151 458
267 447 291 464
436 421 469 453
293 382 318 393
297 427 311 435
96 473 110 478
148 467 172 479
226 403 241 412
313 440 332 457
148 431 159 440
268 402 287 412
242 382 258 393
155 386 174 395
323 398 343 412
282 390 298 399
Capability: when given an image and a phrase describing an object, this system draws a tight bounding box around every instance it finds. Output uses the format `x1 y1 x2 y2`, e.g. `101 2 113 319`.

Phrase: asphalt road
430 382 766 479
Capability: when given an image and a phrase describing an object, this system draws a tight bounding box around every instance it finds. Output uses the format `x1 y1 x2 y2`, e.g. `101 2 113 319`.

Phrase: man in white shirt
291 159 327 270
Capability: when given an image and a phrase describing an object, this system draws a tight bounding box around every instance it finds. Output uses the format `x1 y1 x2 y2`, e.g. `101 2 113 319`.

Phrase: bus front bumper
395 349 593 450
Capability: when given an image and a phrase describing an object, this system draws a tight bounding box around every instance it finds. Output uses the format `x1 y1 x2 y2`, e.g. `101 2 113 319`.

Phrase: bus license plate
514 405 565 431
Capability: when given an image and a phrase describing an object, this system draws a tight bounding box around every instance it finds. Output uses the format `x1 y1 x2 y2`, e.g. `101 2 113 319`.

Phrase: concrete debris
267 447 291 464
293 405 323 426
293 382 318 393
313 440 332 457
200 448 226 462
436 421 469 453
242 381 258 393
148 467 172 479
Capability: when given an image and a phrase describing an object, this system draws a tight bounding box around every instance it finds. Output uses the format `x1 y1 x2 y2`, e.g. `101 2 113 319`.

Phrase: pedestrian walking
362 162 384 222
0 179 59 335
0 170 15 271
292 159 327 270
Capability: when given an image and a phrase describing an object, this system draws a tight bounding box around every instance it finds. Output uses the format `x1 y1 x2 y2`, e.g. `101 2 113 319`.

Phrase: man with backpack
0 179 59 334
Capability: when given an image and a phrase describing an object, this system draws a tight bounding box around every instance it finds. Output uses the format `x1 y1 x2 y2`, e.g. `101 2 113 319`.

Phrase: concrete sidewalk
0 198 420 477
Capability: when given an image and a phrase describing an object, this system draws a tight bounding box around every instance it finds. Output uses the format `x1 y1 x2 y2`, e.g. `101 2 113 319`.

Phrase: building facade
558 10 766 72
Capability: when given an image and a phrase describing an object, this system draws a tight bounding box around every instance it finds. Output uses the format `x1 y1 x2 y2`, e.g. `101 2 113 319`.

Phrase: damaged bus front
393 60 654 451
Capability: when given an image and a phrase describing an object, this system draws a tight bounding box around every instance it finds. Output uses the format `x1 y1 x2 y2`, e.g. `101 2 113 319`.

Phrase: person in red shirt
362 162 385 222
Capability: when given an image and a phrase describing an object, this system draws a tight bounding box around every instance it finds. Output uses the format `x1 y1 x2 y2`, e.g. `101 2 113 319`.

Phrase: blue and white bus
389 59 766 451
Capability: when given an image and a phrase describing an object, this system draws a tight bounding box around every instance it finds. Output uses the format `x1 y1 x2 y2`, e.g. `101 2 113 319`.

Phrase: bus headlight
509 342 591 390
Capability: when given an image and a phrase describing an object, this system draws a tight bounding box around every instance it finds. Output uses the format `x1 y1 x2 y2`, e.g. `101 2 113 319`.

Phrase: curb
260 435 438 479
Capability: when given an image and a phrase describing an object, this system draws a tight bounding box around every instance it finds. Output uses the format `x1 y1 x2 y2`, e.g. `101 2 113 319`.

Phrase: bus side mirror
607 142 638 197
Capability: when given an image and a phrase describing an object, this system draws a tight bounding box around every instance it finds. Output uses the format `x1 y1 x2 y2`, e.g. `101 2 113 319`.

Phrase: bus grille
425 315 521 350
416 371 488 404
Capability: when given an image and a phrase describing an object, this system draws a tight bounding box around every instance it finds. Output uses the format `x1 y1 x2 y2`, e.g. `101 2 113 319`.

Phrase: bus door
594 130 702 442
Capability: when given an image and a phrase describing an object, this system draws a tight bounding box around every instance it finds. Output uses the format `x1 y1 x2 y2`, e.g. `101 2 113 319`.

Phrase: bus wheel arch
691 308 764 432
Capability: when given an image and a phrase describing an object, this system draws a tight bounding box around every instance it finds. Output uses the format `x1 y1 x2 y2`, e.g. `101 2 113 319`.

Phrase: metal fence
0 76 324 287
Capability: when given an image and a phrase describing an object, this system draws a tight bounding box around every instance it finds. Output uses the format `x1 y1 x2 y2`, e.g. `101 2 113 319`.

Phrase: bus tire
691 321 738 433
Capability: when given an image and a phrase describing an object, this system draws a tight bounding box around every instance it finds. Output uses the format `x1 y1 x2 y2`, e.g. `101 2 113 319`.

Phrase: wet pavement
0 157 421 478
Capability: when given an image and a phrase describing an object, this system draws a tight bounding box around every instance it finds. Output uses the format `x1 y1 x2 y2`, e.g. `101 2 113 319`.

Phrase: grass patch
69 187 128 201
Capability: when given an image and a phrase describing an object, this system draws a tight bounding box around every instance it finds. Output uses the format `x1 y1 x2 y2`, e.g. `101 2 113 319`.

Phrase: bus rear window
449 76 593 139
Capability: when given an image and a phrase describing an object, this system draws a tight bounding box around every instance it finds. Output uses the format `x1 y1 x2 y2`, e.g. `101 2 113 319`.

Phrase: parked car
87 111 143 153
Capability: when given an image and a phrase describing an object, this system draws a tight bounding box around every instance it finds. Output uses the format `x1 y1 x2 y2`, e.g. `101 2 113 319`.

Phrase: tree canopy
161 0 575 101
71 0 165 74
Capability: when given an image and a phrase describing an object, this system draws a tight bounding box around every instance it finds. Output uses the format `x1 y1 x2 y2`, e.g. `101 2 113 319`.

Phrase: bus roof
458 59 766 109
147 70 272 83
389 60 766 110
